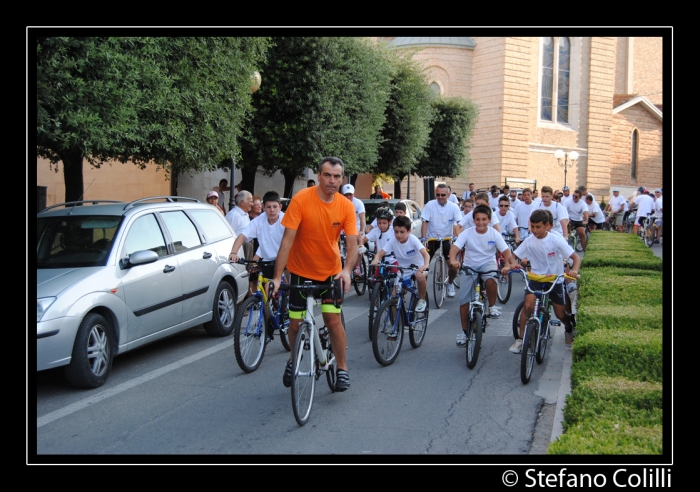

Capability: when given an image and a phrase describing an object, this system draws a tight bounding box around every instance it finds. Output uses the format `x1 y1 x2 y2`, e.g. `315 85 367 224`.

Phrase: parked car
36 197 249 388
360 199 423 238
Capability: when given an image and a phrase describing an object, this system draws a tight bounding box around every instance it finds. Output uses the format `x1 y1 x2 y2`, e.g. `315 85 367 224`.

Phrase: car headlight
37 297 56 322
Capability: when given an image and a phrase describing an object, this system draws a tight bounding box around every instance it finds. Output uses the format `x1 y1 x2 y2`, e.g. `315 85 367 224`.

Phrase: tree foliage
37 37 270 202
241 37 392 197
416 96 479 178
374 48 435 179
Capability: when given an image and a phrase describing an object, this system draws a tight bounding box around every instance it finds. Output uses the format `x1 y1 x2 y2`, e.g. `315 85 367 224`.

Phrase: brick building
383 36 663 203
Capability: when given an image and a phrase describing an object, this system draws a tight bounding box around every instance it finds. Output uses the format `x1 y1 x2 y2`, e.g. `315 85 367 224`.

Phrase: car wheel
203 280 236 336
64 313 114 389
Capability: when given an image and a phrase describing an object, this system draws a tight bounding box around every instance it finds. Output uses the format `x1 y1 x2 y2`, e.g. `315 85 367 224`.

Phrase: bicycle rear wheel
433 255 445 308
291 322 315 426
512 299 524 340
520 319 538 384
496 271 512 304
466 309 483 369
278 291 291 351
354 254 368 296
644 224 655 247
372 298 404 366
233 296 266 373
536 315 549 364
368 283 385 341
409 292 428 348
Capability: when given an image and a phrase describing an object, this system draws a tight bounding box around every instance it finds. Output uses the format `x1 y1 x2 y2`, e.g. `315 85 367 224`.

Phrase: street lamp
554 149 579 189
230 71 262 210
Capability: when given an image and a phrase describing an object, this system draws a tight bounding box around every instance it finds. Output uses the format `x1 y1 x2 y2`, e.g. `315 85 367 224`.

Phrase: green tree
371 48 436 199
37 37 270 203
241 37 392 197
415 96 479 181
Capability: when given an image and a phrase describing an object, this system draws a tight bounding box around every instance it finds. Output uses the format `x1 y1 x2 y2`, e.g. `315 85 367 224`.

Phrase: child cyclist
449 205 512 347
503 209 581 352
371 215 430 313
362 206 396 259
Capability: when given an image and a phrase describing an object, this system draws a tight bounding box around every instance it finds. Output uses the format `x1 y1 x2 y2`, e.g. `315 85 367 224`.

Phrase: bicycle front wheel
466 309 483 369
372 298 404 366
536 315 549 364
520 319 538 384
409 292 429 348
278 291 291 351
433 255 445 308
233 296 266 373
512 299 524 340
644 225 655 247
291 322 315 426
368 284 385 340
497 271 512 304
354 254 368 296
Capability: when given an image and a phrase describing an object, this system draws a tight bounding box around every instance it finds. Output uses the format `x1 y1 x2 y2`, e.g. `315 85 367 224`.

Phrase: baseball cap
562 186 570 191
612 188 619 192
637 186 645 193
207 191 218 199
341 184 355 195
655 188 662 193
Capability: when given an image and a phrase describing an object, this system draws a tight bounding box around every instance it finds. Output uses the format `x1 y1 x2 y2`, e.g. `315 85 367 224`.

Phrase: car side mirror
120 249 159 269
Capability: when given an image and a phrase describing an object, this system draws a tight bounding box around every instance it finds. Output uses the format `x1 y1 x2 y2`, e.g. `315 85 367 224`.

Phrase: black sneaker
282 360 293 388
335 369 350 392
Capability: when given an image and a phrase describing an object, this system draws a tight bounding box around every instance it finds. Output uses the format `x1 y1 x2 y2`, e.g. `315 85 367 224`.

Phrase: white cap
207 191 218 199
341 184 355 195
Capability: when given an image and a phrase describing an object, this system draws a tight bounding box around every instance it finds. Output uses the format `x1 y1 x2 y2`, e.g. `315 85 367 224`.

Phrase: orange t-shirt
282 187 358 281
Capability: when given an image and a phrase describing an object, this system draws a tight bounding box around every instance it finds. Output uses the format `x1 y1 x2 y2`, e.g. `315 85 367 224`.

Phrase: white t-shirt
532 197 542 206
351 196 365 232
489 194 501 212
565 198 588 222
422 200 461 238
538 201 569 237
240 212 285 260
587 201 605 224
454 226 508 267
366 225 395 262
514 201 538 239
633 194 655 218
608 195 626 214
509 197 521 211
448 194 459 205
497 210 518 235
459 209 500 229
225 205 251 237
381 235 425 268
561 195 573 207
513 232 574 283
654 196 663 218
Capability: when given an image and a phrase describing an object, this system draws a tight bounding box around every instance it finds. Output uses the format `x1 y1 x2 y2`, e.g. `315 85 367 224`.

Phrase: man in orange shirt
272 157 357 392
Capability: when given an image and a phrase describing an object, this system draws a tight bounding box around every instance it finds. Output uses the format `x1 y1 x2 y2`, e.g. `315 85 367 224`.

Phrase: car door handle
163 265 176 273
202 252 212 259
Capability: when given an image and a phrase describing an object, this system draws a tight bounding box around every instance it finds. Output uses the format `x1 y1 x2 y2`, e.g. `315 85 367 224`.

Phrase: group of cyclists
220 156 660 394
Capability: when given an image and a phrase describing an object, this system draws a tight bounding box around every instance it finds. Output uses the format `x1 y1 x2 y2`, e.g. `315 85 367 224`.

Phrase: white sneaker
415 299 427 312
489 305 501 318
447 282 456 298
456 331 467 347
509 339 523 354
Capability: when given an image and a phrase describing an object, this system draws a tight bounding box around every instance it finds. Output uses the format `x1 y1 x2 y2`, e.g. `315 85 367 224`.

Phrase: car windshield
363 202 394 224
37 215 123 268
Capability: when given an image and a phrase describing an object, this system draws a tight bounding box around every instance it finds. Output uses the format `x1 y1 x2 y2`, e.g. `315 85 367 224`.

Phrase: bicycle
567 222 588 253
424 236 454 308
367 257 397 341
278 280 345 426
231 259 290 373
372 264 429 366
640 213 657 247
509 269 577 384
459 265 500 369
340 233 367 296
495 243 512 304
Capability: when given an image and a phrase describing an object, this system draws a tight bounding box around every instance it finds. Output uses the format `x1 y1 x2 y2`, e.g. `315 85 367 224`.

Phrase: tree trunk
282 170 296 199
349 174 358 187
59 148 85 204
240 165 257 196
393 176 403 199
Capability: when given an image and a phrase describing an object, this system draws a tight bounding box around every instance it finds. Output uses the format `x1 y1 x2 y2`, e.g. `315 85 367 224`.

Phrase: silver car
361 199 423 238
36 197 249 388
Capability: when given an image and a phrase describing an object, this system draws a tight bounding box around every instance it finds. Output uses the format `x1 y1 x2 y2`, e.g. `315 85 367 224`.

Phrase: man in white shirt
497 195 520 243
538 186 569 237
341 183 366 277
565 189 590 251
653 188 663 240
225 190 254 260
447 185 460 205
458 192 502 233
508 188 521 211
531 189 542 206
488 185 501 212
462 183 476 202
421 183 461 297
514 188 538 243
632 187 655 236
605 189 626 233
585 194 605 230
561 186 573 207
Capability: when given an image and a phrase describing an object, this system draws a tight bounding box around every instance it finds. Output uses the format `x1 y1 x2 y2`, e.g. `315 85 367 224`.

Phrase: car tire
64 313 114 389
203 280 236 336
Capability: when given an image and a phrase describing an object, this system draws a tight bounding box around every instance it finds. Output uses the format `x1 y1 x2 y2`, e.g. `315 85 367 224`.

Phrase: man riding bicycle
271 157 357 392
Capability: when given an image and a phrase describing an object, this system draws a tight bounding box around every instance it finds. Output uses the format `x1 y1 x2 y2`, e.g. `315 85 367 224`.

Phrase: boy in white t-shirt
449 205 511 347
372 215 430 312
503 209 581 351
362 206 396 264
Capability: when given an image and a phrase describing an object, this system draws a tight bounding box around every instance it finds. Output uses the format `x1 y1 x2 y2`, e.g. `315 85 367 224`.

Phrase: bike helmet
375 206 394 220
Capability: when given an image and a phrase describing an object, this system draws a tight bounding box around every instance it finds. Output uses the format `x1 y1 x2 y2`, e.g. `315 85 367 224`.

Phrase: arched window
429 82 441 96
631 129 639 179
540 37 570 124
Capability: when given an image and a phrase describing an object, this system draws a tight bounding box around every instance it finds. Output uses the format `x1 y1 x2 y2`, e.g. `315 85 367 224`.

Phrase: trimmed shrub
549 420 662 454
577 269 662 307
576 304 663 335
571 329 662 386
582 232 662 271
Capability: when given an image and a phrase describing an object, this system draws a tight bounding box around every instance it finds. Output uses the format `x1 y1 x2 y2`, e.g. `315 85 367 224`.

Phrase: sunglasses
498 204 509 207
436 194 447 197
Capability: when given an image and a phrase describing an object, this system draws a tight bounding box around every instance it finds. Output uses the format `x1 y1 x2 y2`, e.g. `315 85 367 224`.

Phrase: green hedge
576 304 663 334
582 232 662 271
571 329 662 385
549 421 663 454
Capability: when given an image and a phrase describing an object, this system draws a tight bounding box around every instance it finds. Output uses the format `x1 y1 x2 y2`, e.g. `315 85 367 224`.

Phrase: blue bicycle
367 256 397 341
372 264 429 366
